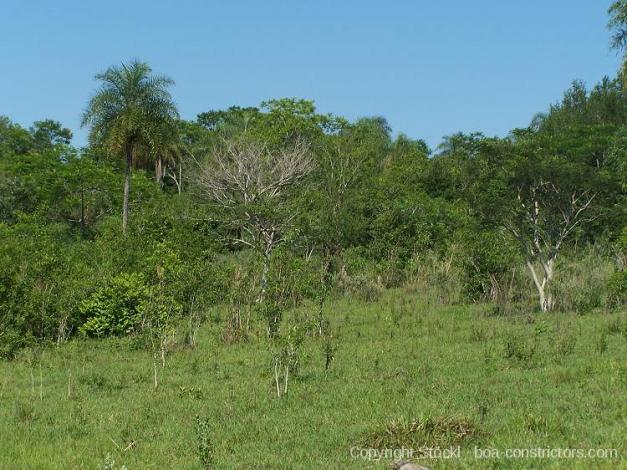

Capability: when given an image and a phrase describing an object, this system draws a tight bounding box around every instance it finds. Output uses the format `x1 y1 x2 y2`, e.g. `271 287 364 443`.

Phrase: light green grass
1 289 625 469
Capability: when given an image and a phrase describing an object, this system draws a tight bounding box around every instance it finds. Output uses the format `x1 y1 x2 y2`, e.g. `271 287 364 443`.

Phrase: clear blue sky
0 0 621 150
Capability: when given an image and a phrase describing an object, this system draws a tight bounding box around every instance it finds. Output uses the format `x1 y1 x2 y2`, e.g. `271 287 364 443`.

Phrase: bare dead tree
165 155 184 194
504 180 596 312
195 137 313 300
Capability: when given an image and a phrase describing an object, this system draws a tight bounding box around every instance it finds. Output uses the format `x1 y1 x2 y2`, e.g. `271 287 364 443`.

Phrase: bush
552 249 615 313
267 247 322 307
458 229 518 302
257 301 283 337
606 270 626 310
340 274 382 302
0 219 105 350
0 328 32 359
194 415 214 469
79 274 149 337
405 250 463 305
503 331 536 366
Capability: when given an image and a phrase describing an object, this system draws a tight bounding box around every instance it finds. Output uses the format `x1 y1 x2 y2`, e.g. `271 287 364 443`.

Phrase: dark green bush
79 273 149 337
459 230 518 302
257 301 283 337
267 247 322 307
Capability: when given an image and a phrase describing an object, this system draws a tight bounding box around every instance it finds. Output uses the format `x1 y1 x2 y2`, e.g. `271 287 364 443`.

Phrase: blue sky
0 0 621 150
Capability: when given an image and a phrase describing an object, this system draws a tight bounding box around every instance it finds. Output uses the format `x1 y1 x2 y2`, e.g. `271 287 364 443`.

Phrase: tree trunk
260 249 271 303
526 258 554 312
79 185 85 234
155 155 163 185
259 231 275 303
542 258 555 311
538 284 547 312
177 161 182 194
122 143 133 234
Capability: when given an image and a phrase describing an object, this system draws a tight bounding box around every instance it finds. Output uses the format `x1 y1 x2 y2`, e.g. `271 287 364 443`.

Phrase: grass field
1 288 625 469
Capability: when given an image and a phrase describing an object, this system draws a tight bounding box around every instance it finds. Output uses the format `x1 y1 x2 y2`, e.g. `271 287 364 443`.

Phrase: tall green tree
609 1 627 51
81 60 178 233
30 119 72 151
609 0 627 79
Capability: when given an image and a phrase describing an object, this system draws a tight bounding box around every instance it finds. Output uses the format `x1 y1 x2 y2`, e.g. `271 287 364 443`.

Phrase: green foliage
266 247 322 306
606 270 627 310
257 301 283 337
340 274 382 302
30 119 72 151
503 331 537 366
458 229 519 302
608 0 627 52
2 11 627 467
554 329 577 359
81 60 178 153
1 54 626 356
194 415 214 469
0 116 35 155
79 274 149 337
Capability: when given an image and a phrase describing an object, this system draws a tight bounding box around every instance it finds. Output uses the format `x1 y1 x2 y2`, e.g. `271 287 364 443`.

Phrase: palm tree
81 60 178 233
150 122 181 187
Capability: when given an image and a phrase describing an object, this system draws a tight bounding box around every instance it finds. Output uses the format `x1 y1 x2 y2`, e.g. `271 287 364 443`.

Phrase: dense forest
1 10 626 361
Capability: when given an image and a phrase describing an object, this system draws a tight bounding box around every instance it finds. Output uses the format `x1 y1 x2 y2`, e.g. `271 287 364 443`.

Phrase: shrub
0 328 32 359
458 230 518 302
271 323 306 397
595 332 608 354
503 331 536 366
405 250 463 305
552 250 615 313
554 330 577 359
340 274 382 302
606 270 626 310
79 273 149 337
257 301 283 337
266 247 321 306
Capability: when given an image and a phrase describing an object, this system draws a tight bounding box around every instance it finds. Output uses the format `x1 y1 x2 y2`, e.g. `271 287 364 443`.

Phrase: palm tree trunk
122 143 133 234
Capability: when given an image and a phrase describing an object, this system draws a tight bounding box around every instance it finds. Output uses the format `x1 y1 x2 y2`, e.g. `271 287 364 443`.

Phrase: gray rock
390 461 430 470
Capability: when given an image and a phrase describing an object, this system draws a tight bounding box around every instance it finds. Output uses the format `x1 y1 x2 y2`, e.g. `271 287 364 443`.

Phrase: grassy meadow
1 288 625 469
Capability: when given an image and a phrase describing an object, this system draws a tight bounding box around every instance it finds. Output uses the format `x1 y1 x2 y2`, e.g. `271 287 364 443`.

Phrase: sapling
185 296 205 349
141 288 178 389
271 325 305 397
28 355 35 397
315 286 330 337
39 360 43 400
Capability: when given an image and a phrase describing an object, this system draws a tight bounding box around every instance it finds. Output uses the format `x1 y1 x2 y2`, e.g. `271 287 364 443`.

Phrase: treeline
1 3 627 357
0 75 625 357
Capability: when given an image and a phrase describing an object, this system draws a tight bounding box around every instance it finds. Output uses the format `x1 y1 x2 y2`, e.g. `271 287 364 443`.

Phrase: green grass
1 288 625 469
